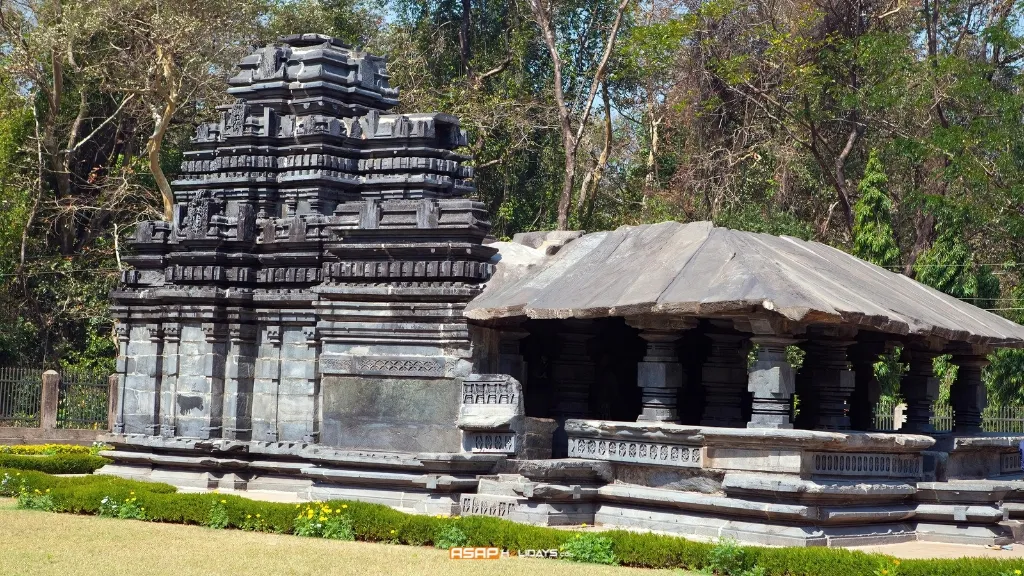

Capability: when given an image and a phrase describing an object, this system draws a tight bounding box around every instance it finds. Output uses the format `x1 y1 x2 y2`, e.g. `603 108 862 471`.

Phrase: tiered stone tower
110 34 495 452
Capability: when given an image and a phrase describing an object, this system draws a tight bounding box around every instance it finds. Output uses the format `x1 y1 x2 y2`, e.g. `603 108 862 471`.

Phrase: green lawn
0 499 681 576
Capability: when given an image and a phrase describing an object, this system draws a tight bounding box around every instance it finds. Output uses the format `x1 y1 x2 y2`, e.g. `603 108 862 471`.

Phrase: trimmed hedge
0 444 94 456
0 454 110 474
1 468 1022 576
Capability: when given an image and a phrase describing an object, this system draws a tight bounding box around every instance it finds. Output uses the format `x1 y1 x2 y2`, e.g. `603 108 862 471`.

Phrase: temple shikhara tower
105 34 1024 547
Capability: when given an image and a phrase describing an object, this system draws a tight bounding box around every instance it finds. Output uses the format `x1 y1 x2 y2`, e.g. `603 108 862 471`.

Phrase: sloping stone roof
465 221 1024 347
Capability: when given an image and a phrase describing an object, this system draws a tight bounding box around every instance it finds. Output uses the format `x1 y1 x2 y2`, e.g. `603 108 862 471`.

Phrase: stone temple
103 34 1024 547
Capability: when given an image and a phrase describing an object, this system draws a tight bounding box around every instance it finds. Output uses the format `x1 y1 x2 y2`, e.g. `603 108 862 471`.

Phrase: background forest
1 0 1023 404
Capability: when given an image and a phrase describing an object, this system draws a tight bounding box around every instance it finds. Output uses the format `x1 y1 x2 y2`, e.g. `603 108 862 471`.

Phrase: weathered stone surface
321 376 461 452
467 221 1024 347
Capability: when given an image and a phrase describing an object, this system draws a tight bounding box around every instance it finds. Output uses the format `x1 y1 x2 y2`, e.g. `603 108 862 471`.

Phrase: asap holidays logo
448 547 561 560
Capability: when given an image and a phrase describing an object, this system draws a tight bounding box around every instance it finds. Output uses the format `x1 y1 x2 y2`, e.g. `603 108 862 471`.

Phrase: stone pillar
497 329 529 388
795 340 855 430
158 322 180 437
173 322 226 439
550 320 597 457
550 321 597 420
252 324 282 442
40 370 59 430
107 374 119 433
636 330 685 423
700 333 750 427
276 325 318 443
223 324 257 441
951 354 989 434
901 346 941 434
122 323 162 435
848 340 888 431
112 323 129 434
748 337 798 429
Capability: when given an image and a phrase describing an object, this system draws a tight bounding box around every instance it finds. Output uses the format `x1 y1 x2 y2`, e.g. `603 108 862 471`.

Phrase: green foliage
852 151 900 269
0 443 93 455
293 502 355 540
875 347 907 400
703 537 765 576
16 487 56 511
205 499 230 529
559 533 618 565
6 469 1024 574
433 521 469 550
0 453 109 474
914 208 1001 310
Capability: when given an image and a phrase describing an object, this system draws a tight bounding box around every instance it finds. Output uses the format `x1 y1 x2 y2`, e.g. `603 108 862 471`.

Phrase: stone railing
565 419 935 480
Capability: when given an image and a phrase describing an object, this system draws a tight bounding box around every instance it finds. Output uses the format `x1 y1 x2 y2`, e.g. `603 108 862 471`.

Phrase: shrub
0 444 92 456
5 468 1024 575
205 499 230 529
293 503 354 540
0 471 28 496
0 453 109 474
16 487 56 511
559 533 618 565
433 522 468 549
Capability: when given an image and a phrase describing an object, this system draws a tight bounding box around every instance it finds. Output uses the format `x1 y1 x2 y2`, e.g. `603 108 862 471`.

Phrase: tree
528 0 632 230
852 151 900 270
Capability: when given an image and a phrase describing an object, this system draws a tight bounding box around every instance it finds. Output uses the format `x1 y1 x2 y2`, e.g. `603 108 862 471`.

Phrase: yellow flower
342 504 348 509
45 489 50 493
256 514 260 518
893 560 900 566
581 523 587 527
246 515 252 519
390 530 396 534
881 570 888 575
319 516 326 522
1015 571 1021 576
130 491 134 495
220 500 226 504
295 504 300 509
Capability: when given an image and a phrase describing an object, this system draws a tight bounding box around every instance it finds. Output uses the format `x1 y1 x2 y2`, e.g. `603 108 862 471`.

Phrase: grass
0 499 683 576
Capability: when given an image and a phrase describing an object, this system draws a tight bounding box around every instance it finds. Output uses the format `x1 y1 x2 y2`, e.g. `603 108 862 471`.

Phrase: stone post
951 353 989 434
550 320 598 457
848 340 889 431
107 374 119 433
795 339 856 430
112 323 129 434
901 346 941 434
40 370 60 430
700 332 750 427
748 337 798 429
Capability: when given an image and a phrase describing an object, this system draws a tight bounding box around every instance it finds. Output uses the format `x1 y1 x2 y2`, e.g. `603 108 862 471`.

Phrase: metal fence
57 370 109 430
0 367 44 427
873 400 1024 433
0 367 108 429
